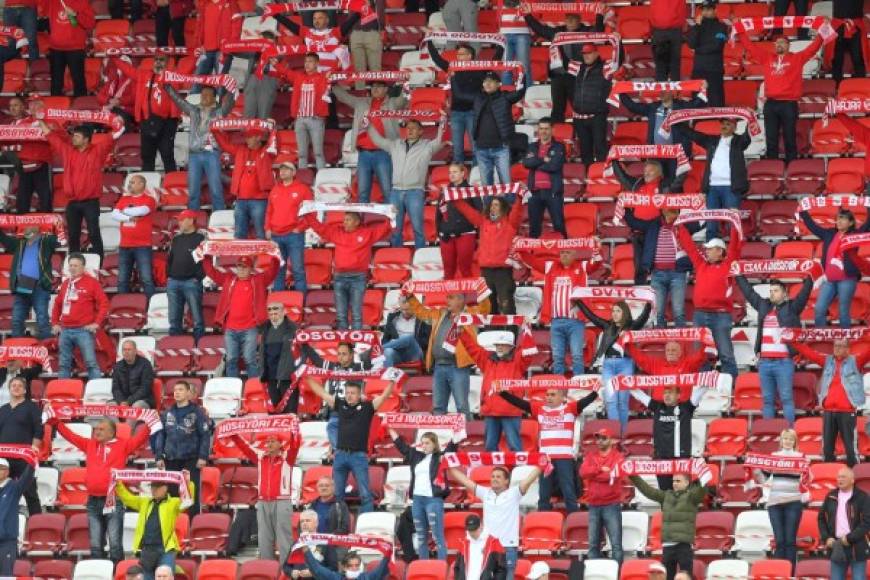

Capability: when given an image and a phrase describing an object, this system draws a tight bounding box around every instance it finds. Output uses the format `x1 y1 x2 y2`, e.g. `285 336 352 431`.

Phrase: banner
0 126 45 141
609 371 719 392
0 444 37 467
105 469 191 513
604 144 691 178
0 345 53 373
823 98 870 124
613 192 705 224
674 209 744 240
659 107 762 139
380 412 467 433
192 240 282 264
607 80 707 107
105 46 189 57
729 259 822 279
402 278 492 303
298 201 398 227
214 414 300 441
731 16 837 44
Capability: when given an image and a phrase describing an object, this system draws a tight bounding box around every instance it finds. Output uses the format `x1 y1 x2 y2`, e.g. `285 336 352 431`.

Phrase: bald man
819 467 870 580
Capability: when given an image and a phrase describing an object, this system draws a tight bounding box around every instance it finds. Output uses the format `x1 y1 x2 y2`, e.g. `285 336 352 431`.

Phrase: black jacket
618 94 704 158
427 42 505 112
572 57 611 114
819 486 870 562
524 14 604 74
392 436 457 499
736 276 813 355
832 0 862 19
454 87 525 143
436 181 481 239
383 311 431 352
576 301 652 362
799 213 870 280
612 160 686 194
522 139 566 196
624 210 699 276
686 17 728 72
111 355 155 407
257 317 299 382
683 127 751 195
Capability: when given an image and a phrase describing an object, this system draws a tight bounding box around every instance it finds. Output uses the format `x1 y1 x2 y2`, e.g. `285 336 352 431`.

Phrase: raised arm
735 276 763 310
452 200 483 228
507 196 524 229
498 389 532 413
792 276 814 313
796 35 823 64
618 93 648 117
366 124 392 152
201 256 230 286
448 466 477 493
677 225 703 267
799 209 829 238
576 390 599 413
523 13 556 40
630 474 666 502
631 303 652 329
689 385 709 406
305 376 336 408
372 380 396 411
574 299 608 328
611 160 636 190
789 341 826 366
164 85 194 115
230 434 259 463
517 466 542 495
426 41 449 72
458 327 490 368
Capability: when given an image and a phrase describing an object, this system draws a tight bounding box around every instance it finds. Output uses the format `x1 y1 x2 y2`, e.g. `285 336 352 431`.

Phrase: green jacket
0 232 58 292
630 476 709 544
116 481 196 553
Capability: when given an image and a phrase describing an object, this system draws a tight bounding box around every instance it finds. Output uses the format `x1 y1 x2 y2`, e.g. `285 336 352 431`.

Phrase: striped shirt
543 262 590 322
498 0 529 34
760 311 788 358
532 402 577 459
653 223 678 271
297 82 316 118
302 27 351 71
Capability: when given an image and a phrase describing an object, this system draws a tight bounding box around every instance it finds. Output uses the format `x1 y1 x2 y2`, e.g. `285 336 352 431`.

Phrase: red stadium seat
794 559 830 580
796 508 820 555
217 466 259 508
747 418 789 454
302 248 335 288
563 511 590 555
746 159 785 199
187 513 232 555
304 289 337 328
758 200 798 239
443 511 477 553
32 560 74 580
64 512 90 556
826 158 867 194
22 513 66 556
155 335 194 375
719 463 761 507
44 379 84 404
610 244 635 283
785 159 826 196
405 560 448 580
300 465 333 505
705 418 748 459
808 463 847 505
199 466 220 509
564 203 598 237
811 118 852 155
57 466 88 509
372 247 413 287
196 559 239 580
750 559 792 580
194 335 225 374
239 560 281 580
694 511 734 554
107 293 148 332
580 420 622 454
616 6 651 40
623 419 653 457
521 511 564 553
837 78 870 100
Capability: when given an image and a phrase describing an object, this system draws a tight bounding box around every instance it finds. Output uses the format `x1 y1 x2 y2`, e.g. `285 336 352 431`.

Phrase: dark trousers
538 458 578 512
155 7 186 47
573 113 608 165
481 267 516 315
109 0 142 19
550 74 575 123
631 232 647 284
267 380 299 414
693 68 724 107
0 539 16 575
49 49 86 96
141 117 178 172
662 542 693 580
405 0 438 14
66 198 103 258
823 410 859 466
652 28 682 81
9 458 40 515
773 0 809 39
165 457 201 515
832 32 866 83
763 99 799 163
528 188 567 238
14 163 52 213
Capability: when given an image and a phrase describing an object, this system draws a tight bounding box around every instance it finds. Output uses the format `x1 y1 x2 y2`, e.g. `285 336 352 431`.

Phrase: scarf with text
209 117 278 154
444 313 537 357
287 533 393 564
841 232 870 252
294 329 383 357
403 278 492 303
191 240 282 264
105 469 192 513
106 46 190 57
326 70 410 97
42 403 161 431
613 192 705 224
435 451 552 486
604 145 691 179
40 108 125 139
440 182 529 204
0 345 53 373
659 107 762 139
298 201 398 227
730 16 837 44
823 98 870 124
447 60 525 87
512 237 601 252
214 414 300 441
743 452 812 498
609 371 719 392
796 195 870 234
614 458 712 484
606 80 707 107
293 364 406 385
0 125 45 141
261 0 378 23
0 213 66 245
0 444 37 467
159 70 239 98
490 376 602 396
220 39 275 55
380 412 467 433
364 109 445 129
780 327 870 342
522 2 606 14
570 285 656 305
674 209 744 240
422 31 506 50
615 327 717 355
729 259 823 279
551 32 621 76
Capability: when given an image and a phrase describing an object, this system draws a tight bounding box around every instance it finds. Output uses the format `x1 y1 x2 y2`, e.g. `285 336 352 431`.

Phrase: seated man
111 339 156 408
302 547 389 580
375 296 430 368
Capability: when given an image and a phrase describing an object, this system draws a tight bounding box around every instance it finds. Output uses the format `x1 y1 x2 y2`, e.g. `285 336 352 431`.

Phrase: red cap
595 428 614 439
244 127 267 139
237 256 254 267
177 209 198 222
581 44 597 54
772 34 788 42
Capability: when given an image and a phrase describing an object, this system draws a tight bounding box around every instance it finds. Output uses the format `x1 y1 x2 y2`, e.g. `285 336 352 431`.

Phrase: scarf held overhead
214 414 300 440
160 70 239 97
551 31 621 76
293 364 406 385
380 412 467 433
0 444 37 467
659 107 762 139
730 16 837 43
614 458 712 484
490 376 602 395
440 182 529 203
604 144 691 178
616 327 717 355
422 31 506 49
436 451 553 486
729 259 823 279
40 108 125 139
298 201 398 227
613 192 705 224
42 403 161 430
294 329 383 356
609 371 720 392
0 213 66 244
823 98 870 124
780 327 870 342
606 80 707 107
191 240 282 264
512 237 601 252
402 278 492 303
105 469 192 513
0 345 53 373
674 209 744 240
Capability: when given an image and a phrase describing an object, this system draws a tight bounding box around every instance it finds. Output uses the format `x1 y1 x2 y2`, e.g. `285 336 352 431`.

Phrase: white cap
0 459 9 469
703 238 727 250
491 331 515 346
529 562 550 579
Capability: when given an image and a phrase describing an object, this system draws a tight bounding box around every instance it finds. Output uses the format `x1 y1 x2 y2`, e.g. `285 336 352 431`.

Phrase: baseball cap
701 0 717 7
529 562 551 579
237 256 254 267
491 331 515 346
279 160 297 171
465 514 481 531
595 428 614 439
244 127 267 139
703 238 727 250
177 209 198 222
581 43 597 54
483 71 501 82
0 459 8 469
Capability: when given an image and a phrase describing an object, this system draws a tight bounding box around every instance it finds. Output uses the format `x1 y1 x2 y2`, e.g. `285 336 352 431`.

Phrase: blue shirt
18 238 41 284
653 105 673 145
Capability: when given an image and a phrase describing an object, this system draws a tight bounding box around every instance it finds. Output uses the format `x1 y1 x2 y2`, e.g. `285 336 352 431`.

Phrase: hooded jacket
453 533 507 580
460 331 530 417
116 481 195 552
212 130 276 199
436 185 481 239
682 127 752 196
111 355 156 407
580 447 625 506
203 257 279 328
153 403 212 461
631 476 710 544
453 197 524 268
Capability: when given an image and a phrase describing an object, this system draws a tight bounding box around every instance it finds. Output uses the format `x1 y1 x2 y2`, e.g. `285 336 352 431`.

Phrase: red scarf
780 327 870 342
841 232 870 252
0 444 37 467
191 240 282 264
730 259 822 279
551 32 620 76
214 414 300 441
512 237 600 252
606 80 707 107
292 364 405 385
614 458 712 484
435 451 553 486
674 209 744 240
613 192 705 224
0 345 53 373
105 469 191 513
609 371 719 391
380 412 466 433
490 376 601 395
440 182 529 204
403 278 491 303
616 327 717 356
42 403 162 431
159 70 238 97
730 16 836 44
659 107 762 139
604 145 691 178
40 108 125 139
743 452 812 499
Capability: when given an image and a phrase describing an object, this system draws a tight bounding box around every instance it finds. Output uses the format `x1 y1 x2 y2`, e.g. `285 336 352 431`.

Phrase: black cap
701 0 717 7
465 514 481 531
483 71 501 82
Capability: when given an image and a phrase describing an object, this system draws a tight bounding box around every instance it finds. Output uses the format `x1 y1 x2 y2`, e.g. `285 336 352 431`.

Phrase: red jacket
213 131 275 198
650 0 686 30
97 63 136 114
540 260 598 324
51 273 109 327
579 447 625 506
626 343 707 402
455 534 505 580
203 257 279 328
460 331 530 418
46 130 114 202
232 436 299 501
113 57 190 122
454 199 524 268
739 35 823 101
54 421 149 496
195 0 241 51
42 0 95 50
265 181 314 236
677 226 740 312
305 216 392 274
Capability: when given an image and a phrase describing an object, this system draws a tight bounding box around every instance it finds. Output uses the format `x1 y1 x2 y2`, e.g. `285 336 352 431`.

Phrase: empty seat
733 511 773 554
187 513 232 555
201 377 242 418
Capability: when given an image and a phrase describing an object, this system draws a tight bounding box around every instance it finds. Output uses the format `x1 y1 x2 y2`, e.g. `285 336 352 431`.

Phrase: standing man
831 0 866 84
650 0 685 81
442 0 478 35
52 252 110 380
687 1 728 106
111 175 157 299
259 302 300 414
625 340 710 402
305 377 397 514
166 210 206 342
0 456 35 575
266 161 313 293
45 0 95 96
819 467 870 580
737 31 823 163
348 0 384 84
580 428 625 563
271 53 330 170
0 377 42 516
111 340 156 409
4 97 52 213
436 164 480 279
0 225 57 340
572 45 611 166
522 117 567 239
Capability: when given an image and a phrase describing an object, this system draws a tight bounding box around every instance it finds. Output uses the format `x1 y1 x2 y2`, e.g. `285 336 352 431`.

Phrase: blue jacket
304 550 389 580
821 355 866 409
0 464 34 541
152 404 212 461
624 210 699 276
522 140 566 196
799 213 870 280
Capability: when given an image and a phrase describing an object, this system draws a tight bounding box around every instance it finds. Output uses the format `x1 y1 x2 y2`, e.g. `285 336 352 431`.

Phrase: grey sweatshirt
367 124 443 190
332 85 406 151
166 86 236 153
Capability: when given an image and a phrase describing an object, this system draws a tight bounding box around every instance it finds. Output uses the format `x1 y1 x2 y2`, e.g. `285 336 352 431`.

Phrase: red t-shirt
238 159 262 200
356 98 384 150
115 194 156 248
202 1 222 51
824 359 854 412
225 279 256 330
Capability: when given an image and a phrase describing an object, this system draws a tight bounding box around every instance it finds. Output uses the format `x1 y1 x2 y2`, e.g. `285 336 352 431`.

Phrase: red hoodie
626 343 707 402
265 182 314 236
278 66 331 119
42 0 95 51
212 131 275 199
113 57 190 122
304 216 392 274
53 421 150 496
46 130 115 202
677 226 740 312
739 34 823 101
460 330 530 418
650 0 686 29
195 0 242 51
51 273 109 328
580 447 625 506
97 63 136 115
454 198 524 269
203 257 279 329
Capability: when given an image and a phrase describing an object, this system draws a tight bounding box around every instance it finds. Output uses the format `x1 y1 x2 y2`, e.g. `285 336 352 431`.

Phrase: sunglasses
267 307 283 311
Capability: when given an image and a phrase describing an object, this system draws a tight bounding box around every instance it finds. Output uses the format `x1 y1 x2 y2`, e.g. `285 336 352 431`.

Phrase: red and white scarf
609 371 719 392
570 285 656 305
447 60 525 87
616 327 717 355
422 31 506 49
0 444 37 467
294 329 383 357
780 327 870 342
0 125 45 141
659 107 762 139
743 452 812 498
443 313 537 357
436 451 553 486
798 194 869 214
440 182 529 203
490 375 602 395
613 457 712 484
840 232 870 252
0 26 28 57
261 0 378 23
298 201 398 227
674 209 744 240
522 1 607 19
512 237 601 252
604 145 691 178
214 414 300 441
365 109 445 129
0 345 53 373
729 259 823 279
326 71 410 97
160 70 238 97
210 118 278 154
380 412 467 433
403 278 492 303
42 403 161 431
613 192 705 224
730 16 837 44
287 533 393 564
606 80 707 107
292 364 406 385
39 108 125 139
551 32 621 76
823 98 870 124
106 46 190 57
191 240 282 264
105 469 192 513
0 213 66 245
220 39 275 55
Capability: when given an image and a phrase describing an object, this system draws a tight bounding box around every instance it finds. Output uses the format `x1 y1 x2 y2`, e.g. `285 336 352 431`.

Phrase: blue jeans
450 110 475 163
588 503 624 563
390 188 426 249
768 500 802 568
235 199 267 239
357 149 392 204
551 318 585 376
59 327 101 379
142 551 176 580
3 7 37 62
333 450 373 513
225 327 259 378
759 357 796 424
484 416 522 451
86 495 124 561
693 310 737 378
192 50 232 94
187 150 224 211
334 272 366 329
602 357 634 431
383 334 423 368
118 246 155 298
12 286 51 339
705 185 740 240
502 33 531 86
272 232 306 292
650 269 688 327
411 495 447 560
327 414 339 448
167 278 204 341
539 458 578 512
504 546 518 580
432 364 471 418
831 558 866 580
815 278 858 328
475 146 511 189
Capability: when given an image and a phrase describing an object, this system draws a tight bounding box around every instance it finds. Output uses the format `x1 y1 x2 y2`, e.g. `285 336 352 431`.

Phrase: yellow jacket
116 481 196 553
406 295 490 371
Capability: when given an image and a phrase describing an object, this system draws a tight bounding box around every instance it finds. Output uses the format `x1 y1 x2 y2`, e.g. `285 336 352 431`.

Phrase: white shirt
413 455 433 497
475 484 522 547
394 315 416 338
466 532 487 580
709 136 733 186
0 382 10 408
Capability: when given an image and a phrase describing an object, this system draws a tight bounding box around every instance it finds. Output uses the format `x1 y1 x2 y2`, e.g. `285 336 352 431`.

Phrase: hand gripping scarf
840 232 870 252
743 452 812 499
440 183 530 204
551 32 621 76
435 451 553 486
292 364 406 385
441 313 538 357
674 209 744 240
730 16 837 44
613 192 705 224
604 144 691 178
210 118 278 154
512 237 601 252
402 278 492 303
615 327 717 356
214 414 301 441
39 108 125 139
421 31 506 50
298 200 398 227
729 259 823 279
191 240 283 264
614 457 713 484
659 107 762 139
0 444 37 467
287 533 393 564
447 60 525 87
0 345 53 373
607 80 707 107
159 70 239 98
105 469 192 513
490 375 602 396
42 403 162 432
